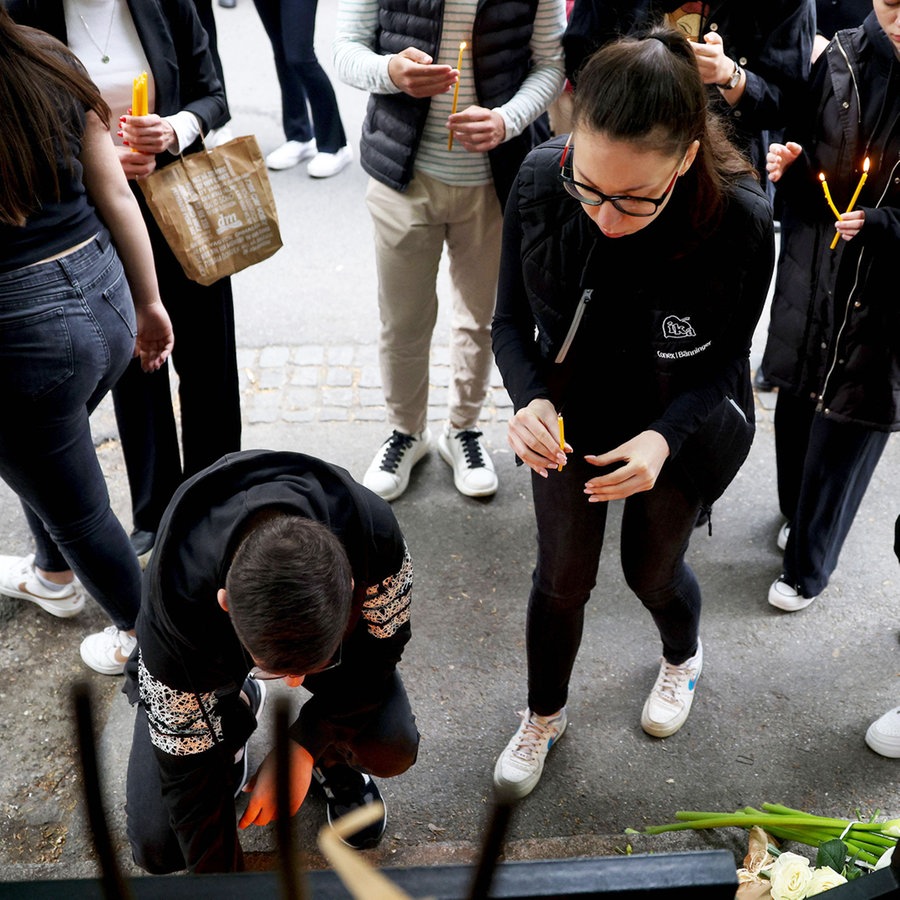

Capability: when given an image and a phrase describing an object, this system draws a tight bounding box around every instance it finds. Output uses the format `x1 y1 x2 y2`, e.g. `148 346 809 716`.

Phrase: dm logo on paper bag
661 315 696 339
216 211 243 234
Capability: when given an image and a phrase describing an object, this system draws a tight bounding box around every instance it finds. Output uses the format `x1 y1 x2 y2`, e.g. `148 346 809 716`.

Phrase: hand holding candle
447 41 466 150
830 157 869 250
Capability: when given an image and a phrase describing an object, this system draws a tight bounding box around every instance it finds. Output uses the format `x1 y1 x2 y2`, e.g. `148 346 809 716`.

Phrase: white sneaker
641 641 703 738
363 429 432 501
306 145 353 178
437 425 498 498
777 522 790 551
865 705 900 758
79 626 137 675
767 577 816 612
493 708 567 801
0 554 84 618
205 125 234 148
307 145 353 178
266 139 317 171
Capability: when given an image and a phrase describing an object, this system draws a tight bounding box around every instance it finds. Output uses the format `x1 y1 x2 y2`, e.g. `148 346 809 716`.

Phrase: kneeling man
124 450 418 873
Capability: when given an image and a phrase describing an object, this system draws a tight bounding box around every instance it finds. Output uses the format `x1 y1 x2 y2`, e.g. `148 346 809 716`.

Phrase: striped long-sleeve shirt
334 0 566 187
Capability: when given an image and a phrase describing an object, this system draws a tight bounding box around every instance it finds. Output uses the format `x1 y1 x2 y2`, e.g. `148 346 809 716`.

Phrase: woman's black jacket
492 136 775 504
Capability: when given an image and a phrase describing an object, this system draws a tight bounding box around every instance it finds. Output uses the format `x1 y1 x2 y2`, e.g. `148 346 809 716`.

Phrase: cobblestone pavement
238 344 513 427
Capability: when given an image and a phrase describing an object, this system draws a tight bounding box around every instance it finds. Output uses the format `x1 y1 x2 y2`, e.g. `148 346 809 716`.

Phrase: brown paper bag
138 135 282 286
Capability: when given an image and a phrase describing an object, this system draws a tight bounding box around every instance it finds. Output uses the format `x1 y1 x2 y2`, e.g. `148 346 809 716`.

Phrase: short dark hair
225 516 352 674
571 25 754 234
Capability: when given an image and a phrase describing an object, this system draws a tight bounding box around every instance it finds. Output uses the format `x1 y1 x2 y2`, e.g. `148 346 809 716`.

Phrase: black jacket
5 0 228 164
761 15 900 430
359 0 550 204
492 137 774 504
563 0 815 172
123 451 413 872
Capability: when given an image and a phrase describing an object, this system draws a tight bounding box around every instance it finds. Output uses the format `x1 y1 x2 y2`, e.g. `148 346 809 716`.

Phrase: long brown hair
571 25 754 234
0 5 110 227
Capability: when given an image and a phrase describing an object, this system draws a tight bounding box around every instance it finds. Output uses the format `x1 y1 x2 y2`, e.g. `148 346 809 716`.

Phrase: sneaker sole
437 437 498 498
640 702 693 738
492 719 567 801
767 582 816 612
78 650 126 676
864 727 900 758
4 589 85 618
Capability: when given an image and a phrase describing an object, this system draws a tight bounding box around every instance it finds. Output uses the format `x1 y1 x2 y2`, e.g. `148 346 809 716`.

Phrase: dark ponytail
571 24 754 233
0 6 111 226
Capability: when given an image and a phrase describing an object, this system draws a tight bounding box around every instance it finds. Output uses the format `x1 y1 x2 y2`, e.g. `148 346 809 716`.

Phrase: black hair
571 25 754 233
225 516 352 674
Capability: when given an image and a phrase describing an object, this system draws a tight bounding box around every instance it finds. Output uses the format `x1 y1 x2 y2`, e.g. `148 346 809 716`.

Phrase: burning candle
818 173 841 221
447 41 467 151
830 157 869 250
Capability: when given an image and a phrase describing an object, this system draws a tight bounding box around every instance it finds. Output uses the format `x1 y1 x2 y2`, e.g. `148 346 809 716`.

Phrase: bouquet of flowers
633 803 899 899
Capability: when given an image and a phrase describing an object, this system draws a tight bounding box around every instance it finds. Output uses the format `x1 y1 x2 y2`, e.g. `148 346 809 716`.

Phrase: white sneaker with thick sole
0 554 84 618
641 642 703 738
266 139 317 171
493 707 567 801
768 577 816 612
437 425 498 498
363 429 431 501
865 705 900 758
79 626 137 675
307 145 353 178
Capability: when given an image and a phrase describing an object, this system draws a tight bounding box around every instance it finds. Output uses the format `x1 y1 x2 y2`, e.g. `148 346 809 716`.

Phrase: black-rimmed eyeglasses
248 641 342 681
559 141 681 217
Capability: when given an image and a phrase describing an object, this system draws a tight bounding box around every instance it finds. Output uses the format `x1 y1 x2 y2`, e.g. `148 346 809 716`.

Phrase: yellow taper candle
132 71 148 116
447 41 467 151
557 414 565 472
818 173 841 220
830 157 869 250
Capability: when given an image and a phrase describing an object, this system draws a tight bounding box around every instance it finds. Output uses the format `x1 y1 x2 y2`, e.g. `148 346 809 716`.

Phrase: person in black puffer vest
334 0 566 503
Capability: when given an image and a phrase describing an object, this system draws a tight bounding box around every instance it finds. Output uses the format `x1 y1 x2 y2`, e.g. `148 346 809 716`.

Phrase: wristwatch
715 59 742 90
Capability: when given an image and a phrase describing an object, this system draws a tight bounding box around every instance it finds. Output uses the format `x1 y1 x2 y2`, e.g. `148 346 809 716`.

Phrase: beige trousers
365 171 502 435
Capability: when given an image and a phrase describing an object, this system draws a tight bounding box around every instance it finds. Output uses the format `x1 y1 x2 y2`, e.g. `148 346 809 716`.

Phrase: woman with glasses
491 27 774 800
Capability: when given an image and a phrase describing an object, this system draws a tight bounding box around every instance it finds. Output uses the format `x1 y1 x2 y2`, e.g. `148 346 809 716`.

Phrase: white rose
806 866 847 895
768 852 813 900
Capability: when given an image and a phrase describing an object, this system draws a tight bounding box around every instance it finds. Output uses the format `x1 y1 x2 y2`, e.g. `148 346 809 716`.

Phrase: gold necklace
77 2 117 64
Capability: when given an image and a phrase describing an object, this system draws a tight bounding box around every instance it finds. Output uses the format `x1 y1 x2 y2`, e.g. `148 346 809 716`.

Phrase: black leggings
526 453 702 716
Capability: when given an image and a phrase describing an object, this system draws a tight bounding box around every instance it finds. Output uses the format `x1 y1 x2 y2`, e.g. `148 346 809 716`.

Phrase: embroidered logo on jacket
662 315 697 339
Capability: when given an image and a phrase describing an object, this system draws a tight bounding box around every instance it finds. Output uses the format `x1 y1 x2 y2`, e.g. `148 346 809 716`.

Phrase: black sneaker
312 764 387 849
233 676 267 797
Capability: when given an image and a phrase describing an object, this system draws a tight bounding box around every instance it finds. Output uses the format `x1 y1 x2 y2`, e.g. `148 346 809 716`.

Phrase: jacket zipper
554 289 593 363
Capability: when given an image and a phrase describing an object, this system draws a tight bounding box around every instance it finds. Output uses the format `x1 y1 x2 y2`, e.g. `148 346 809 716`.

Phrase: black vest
360 0 550 204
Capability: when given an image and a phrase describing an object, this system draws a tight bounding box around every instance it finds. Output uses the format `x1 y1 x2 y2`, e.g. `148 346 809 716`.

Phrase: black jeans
526 453 702 716
775 391 889 597
0 233 142 629
251 0 347 152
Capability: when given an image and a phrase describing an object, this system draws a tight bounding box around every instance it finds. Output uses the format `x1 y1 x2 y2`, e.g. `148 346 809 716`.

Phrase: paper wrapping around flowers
736 826 778 899
137 135 282 286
